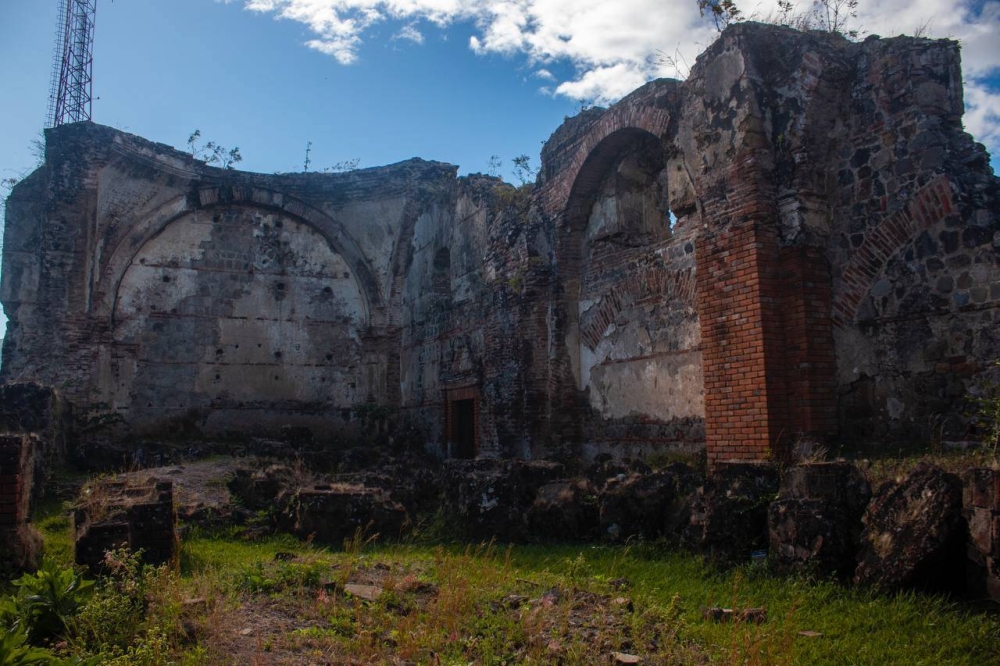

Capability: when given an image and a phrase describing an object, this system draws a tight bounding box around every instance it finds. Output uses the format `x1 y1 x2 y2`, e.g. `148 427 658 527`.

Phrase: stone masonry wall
2 24 998 463
828 36 1000 442
2 124 458 440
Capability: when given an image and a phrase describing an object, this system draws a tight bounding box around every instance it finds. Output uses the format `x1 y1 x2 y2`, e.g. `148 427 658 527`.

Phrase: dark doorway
451 398 476 459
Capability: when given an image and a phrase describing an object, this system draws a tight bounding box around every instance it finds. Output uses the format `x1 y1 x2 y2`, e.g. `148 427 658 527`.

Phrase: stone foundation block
293 484 407 545
74 478 176 573
599 465 699 542
527 479 600 542
856 463 964 591
440 459 564 542
768 462 871 577
962 468 1000 601
688 460 780 565
963 468 1000 510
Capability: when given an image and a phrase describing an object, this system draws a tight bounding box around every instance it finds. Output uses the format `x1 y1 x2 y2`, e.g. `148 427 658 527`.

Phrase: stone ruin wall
2 24 998 465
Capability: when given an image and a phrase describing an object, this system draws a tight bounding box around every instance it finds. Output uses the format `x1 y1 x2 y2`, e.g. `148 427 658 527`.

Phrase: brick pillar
0 433 40 572
778 246 838 439
697 225 838 468
697 221 788 468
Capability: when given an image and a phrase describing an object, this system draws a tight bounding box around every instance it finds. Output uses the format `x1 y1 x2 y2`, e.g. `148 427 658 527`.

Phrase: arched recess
540 103 672 219
557 126 704 430
561 128 671 280
92 185 381 325
105 202 373 430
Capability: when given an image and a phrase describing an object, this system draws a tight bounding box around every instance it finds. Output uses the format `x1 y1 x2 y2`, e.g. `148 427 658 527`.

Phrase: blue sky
1 0 998 342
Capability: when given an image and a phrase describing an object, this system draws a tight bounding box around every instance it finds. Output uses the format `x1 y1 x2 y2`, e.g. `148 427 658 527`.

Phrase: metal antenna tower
46 0 98 127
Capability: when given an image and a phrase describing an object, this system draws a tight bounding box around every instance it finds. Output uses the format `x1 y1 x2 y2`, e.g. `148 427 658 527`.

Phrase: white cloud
964 79 1000 149
554 63 653 106
228 0 999 152
395 22 425 43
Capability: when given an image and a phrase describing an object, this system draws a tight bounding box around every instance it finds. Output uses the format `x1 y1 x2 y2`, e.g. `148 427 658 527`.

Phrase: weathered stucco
3 23 998 463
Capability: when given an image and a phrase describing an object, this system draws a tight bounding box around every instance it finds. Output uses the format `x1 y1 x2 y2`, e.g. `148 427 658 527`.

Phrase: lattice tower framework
46 0 98 128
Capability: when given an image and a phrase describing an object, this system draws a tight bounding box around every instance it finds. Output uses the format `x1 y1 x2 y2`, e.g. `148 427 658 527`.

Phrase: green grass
506 544 1000 664
33 497 74 565
19 500 1000 664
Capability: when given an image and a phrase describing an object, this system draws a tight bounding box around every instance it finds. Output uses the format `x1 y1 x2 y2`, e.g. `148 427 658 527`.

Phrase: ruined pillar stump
0 434 42 575
74 477 176 573
768 461 871 577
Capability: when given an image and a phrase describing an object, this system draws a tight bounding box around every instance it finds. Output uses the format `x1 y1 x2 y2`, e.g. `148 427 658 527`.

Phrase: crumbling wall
1 123 457 439
826 37 1000 442
2 23 997 463
400 177 493 455
111 206 369 432
533 81 708 460
531 23 996 463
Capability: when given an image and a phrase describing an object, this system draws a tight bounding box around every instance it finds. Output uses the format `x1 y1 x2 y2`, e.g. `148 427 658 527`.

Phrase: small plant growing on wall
323 158 361 173
187 129 243 169
511 154 539 186
486 155 502 177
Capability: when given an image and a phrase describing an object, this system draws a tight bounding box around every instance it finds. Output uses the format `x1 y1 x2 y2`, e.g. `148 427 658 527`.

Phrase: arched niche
560 128 703 426
105 205 371 430
92 186 381 325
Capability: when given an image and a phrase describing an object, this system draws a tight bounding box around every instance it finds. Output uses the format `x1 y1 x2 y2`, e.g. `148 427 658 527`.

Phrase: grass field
6 498 997 665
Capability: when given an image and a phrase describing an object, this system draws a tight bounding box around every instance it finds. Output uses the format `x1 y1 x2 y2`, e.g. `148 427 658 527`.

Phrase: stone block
689 461 780 565
0 384 74 468
293 484 407 545
963 468 1000 511
74 477 176 573
779 461 871 516
987 567 1000 602
599 466 698 542
855 463 965 592
75 522 130 572
0 524 43 576
769 498 857 577
966 506 993 555
526 479 600 542
768 462 871 577
440 459 563 542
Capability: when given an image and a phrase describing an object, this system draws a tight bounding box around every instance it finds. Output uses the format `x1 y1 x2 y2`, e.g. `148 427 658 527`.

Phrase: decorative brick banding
580 265 696 349
833 175 955 324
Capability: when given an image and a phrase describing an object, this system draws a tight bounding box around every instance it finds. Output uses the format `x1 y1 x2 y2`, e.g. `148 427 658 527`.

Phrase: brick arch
579 265 697 349
832 175 955 325
92 185 381 324
541 105 672 219
558 127 670 284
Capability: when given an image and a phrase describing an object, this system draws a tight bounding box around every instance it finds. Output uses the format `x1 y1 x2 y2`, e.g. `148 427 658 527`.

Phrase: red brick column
697 222 788 467
697 225 838 468
778 246 838 439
